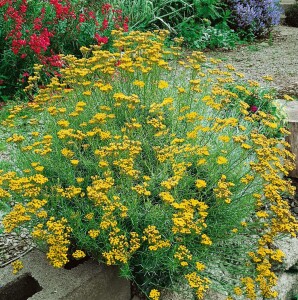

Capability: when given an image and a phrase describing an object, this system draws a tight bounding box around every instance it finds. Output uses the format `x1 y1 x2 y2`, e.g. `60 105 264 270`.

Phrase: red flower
94 33 108 45
11 39 26 54
123 17 129 32
79 13 85 23
101 3 112 15
34 17 43 30
20 4 27 13
101 18 108 31
88 10 96 20
250 105 258 113
28 28 52 54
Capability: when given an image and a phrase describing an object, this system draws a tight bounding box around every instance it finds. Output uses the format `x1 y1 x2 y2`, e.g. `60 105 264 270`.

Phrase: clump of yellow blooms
149 289 160 300
11 260 24 274
72 250 86 260
1 29 297 299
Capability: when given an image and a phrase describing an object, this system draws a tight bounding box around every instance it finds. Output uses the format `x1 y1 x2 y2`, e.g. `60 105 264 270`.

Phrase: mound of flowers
1 30 297 299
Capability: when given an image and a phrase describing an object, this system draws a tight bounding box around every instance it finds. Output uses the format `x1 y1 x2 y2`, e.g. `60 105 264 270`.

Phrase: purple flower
227 0 282 37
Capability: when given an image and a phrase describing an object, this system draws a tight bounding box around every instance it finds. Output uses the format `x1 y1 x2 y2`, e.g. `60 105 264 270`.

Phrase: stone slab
283 100 298 123
279 100 298 177
0 249 131 300
275 272 298 300
275 237 298 271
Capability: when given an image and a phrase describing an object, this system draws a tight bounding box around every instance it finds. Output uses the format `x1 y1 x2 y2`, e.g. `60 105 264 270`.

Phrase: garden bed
0 24 298 300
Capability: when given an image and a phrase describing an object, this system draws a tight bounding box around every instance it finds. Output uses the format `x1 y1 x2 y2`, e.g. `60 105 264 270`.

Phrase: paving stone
0 249 131 300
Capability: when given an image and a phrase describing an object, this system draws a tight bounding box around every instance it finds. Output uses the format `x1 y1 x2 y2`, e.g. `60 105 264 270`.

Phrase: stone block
0 249 131 300
275 236 298 270
282 100 298 178
275 272 298 300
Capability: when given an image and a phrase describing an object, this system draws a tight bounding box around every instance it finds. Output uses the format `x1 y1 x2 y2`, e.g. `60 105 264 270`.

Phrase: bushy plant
225 0 282 39
111 0 241 49
178 18 239 49
0 0 128 100
285 2 298 27
1 30 297 299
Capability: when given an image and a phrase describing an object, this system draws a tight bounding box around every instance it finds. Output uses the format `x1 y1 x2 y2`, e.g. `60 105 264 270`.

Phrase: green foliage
178 19 239 49
285 3 298 27
1 30 297 299
111 0 241 49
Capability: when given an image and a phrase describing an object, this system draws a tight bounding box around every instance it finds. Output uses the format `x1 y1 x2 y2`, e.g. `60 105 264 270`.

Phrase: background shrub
285 1 298 27
225 0 282 39
109 0 239 49
0 0 128 100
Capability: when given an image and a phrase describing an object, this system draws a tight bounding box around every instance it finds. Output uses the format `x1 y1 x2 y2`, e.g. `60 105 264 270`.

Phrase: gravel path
0 24 298 269
206 25 298 96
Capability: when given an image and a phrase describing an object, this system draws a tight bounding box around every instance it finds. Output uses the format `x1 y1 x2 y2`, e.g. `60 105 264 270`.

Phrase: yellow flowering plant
1 30 297 299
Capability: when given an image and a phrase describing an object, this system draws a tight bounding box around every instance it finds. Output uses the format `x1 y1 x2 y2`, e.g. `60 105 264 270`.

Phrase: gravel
206 25 298 97
0 228 34 268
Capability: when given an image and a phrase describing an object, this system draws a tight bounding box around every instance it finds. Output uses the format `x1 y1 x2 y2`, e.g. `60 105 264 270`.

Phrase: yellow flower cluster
149 289 160 300
174 245 193 267
185 272 210 299
1 29 297 300
143 225 171 251
11 260 24 275
172 199 208 236
72 250 86 260
214 175 235 204
45 218 72 268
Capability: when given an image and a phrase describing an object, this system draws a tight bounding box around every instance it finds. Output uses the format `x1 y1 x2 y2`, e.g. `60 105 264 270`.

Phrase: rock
161 285 193 300
0 250 131 300
293 207 298 214
275 237 298 270
278 81 298 98
275 272 298 300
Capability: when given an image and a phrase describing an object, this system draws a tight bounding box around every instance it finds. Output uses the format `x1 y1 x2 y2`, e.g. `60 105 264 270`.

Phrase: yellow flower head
149 289 160 300
72 250 86 260
217 156 228 165
76 177 84 183
35 166 44 172
133 80 145 88
70 159 79 166
88 229 100 239
158 80 169 89
12 260 24 274
196 179 207 189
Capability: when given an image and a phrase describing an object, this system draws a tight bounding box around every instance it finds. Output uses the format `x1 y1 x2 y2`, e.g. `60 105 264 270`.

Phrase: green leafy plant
0 0 128 100
1 30 297 299
285 2 298 27
111 0 241 50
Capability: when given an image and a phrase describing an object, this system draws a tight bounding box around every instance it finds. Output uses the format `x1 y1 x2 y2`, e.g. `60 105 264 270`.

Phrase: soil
0 24 298 285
